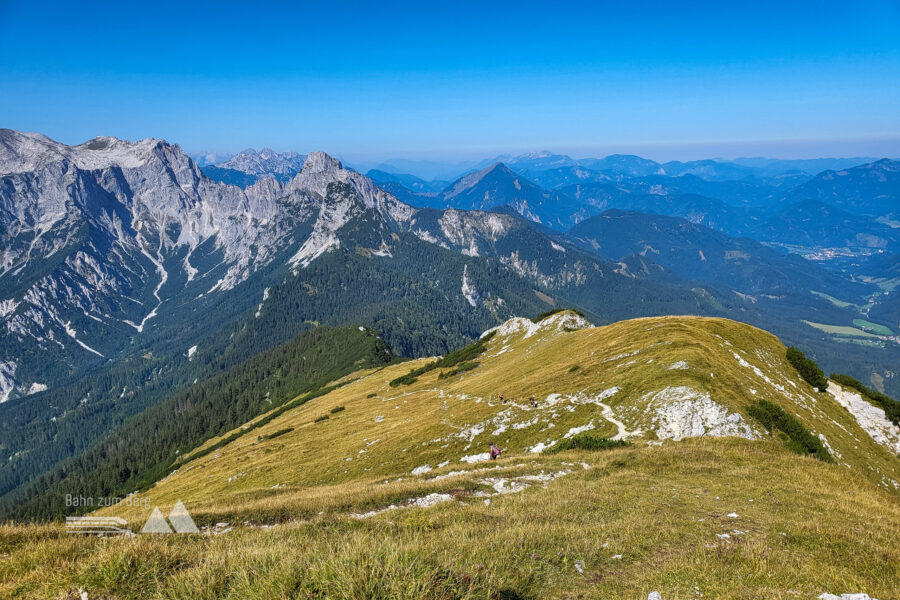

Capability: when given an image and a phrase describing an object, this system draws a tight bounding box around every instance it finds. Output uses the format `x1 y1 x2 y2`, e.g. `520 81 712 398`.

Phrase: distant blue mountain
366 169 447 194
787 159 900 218
732 157 882 174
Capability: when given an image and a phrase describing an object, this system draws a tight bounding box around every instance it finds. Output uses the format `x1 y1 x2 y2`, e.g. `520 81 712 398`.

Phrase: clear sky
1 0 898 162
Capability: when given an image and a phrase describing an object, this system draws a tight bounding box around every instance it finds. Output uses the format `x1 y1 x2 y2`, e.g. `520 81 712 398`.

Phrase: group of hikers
497 393 537 407
489 393 539 459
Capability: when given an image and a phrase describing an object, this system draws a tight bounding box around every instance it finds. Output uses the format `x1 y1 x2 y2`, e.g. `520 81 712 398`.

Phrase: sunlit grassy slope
115 311 899 512
3 312 899 599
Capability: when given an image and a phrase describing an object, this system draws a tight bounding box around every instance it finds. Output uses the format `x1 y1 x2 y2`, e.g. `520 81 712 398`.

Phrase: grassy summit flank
116 311 899 506
3 312 899 599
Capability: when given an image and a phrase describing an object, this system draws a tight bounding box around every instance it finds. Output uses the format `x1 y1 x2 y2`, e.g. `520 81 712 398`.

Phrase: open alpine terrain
5 129 898 529
3 3 900 596
2 311 898 599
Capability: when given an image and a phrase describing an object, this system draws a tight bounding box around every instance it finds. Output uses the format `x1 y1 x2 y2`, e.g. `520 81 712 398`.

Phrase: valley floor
2 439 898 600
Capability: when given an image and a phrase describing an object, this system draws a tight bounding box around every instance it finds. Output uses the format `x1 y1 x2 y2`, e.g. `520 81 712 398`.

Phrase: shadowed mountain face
787 159 900 218
366 169 447 194
568 210 872 299
515 165 613 190
753 200 900 250
560 182 752 234
432 163 591 229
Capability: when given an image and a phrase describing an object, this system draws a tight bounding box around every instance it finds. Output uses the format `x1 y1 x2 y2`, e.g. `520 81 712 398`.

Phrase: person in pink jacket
489 443 502 460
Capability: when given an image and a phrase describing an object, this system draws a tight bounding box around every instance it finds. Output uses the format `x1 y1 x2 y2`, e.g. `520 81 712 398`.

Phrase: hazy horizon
3 0 898 164
196 136 900 166
11 126 899 167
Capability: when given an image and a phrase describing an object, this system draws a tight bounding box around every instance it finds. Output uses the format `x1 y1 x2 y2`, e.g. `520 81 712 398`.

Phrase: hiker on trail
499 393 505 404
529 395 536 407
490 443 502 460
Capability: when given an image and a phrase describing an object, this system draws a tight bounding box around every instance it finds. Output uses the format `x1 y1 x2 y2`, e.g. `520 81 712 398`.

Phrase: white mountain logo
140 500 199 534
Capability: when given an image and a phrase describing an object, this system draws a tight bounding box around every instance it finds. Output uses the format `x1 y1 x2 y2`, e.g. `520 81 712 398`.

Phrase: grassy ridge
69 312 898 531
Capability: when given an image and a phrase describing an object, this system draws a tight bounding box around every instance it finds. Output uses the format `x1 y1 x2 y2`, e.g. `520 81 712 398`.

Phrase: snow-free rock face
0 360 17 403
827 381 900 454
647 386 758 441
482 311 592 341
218 147 306 180
0 131 418 395
0 131 307 384
461 265 479 307
0 130 162 175
300 151 342 175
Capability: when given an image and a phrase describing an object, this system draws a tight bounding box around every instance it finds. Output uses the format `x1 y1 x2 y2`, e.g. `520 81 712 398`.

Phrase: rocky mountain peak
302 151 343 174
444 162 510 200
0 130 175 176
218 148 306 178
485 162 514 174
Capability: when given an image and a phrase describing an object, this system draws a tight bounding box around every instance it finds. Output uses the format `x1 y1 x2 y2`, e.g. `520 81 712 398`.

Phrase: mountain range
1 129 898 531
199 147 306 186
0 130 742 507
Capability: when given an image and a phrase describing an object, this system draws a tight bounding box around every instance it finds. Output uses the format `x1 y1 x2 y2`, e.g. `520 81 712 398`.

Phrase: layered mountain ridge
1 130 898 532
0 130 744 514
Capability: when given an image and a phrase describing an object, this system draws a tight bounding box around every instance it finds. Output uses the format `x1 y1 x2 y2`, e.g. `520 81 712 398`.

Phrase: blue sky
1 0 898 162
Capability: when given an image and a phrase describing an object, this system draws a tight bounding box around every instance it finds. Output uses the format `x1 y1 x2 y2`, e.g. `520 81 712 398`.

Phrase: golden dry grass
3 313 899 598
2 440 898 599
112 314 898 516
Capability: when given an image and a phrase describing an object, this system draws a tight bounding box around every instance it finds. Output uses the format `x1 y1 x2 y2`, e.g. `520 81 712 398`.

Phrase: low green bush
314 415 329 423
747 399 831 462
786 347 828 390
390 332 496 386
257 428 293 442
546 435 628 454
330 406 345 414
438 361 479 379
